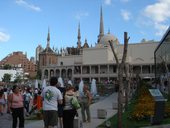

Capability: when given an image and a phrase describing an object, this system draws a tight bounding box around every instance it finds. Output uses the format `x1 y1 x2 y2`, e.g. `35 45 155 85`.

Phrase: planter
112 102 118 109
36 112 43 120
97 109 107 119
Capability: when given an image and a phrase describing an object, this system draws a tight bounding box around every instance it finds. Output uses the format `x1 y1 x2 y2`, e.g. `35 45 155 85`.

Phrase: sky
0 0 170 60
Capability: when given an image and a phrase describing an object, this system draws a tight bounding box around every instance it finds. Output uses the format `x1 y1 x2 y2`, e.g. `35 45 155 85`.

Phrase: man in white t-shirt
42 77 63 128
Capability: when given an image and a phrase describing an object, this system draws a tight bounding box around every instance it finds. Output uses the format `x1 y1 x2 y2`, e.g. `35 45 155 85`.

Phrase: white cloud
154 23 168 36
143 0 170 36
104 0 112 5
15 0 41 12
121 10 131 21
144 0 170 23
75 12 89 20
0 32 10 42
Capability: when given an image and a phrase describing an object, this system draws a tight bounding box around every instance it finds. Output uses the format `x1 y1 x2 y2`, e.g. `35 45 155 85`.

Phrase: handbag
71 96 80 109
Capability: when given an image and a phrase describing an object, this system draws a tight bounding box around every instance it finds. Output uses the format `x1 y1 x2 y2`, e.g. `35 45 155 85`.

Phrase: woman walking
80 85 92 122
8 85 24 128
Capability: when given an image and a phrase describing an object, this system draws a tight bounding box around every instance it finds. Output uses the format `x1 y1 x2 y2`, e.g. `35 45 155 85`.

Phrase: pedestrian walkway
1 92 170 128
24 93 118 128
0 113 12 128
77 93 118 128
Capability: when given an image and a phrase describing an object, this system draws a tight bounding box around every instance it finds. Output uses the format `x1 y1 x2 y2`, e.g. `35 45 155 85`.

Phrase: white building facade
39 7 159 84
0 69 24 82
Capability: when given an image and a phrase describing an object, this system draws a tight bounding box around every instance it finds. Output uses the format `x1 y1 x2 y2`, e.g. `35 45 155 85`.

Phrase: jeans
24 101 30 113
81 100 91 122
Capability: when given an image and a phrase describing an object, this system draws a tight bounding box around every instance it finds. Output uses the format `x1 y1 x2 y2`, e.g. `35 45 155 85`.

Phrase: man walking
42 77 63 128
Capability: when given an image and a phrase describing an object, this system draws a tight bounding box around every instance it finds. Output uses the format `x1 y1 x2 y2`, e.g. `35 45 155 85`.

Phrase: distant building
30 57 36 64
0 51 37 78
36 44 44 62
39 28 58 70
38 7 159 83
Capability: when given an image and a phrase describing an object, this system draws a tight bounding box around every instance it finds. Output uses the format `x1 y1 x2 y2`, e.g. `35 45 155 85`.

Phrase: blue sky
0 0 170 60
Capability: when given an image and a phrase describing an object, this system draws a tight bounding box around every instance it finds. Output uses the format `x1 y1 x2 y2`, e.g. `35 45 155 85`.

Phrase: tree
2 73 12 83
3 64 12 69
109 32 130 128
14 72 22 84
124 63 131 110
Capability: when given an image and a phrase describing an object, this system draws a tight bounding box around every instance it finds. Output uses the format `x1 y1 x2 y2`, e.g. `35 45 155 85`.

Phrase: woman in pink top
8 85 24 128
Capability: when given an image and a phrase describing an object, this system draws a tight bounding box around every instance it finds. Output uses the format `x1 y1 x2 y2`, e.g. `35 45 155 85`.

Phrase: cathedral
37 7 158 84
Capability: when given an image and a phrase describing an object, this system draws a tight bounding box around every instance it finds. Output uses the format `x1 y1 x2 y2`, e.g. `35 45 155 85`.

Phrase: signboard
149 89 163 97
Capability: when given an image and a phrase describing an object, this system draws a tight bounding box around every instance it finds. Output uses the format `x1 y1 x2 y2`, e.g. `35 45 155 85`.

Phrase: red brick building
0 51 37 78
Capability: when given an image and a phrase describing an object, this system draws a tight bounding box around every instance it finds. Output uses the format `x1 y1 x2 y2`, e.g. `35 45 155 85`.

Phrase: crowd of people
0 84 43 128
0 77 93 128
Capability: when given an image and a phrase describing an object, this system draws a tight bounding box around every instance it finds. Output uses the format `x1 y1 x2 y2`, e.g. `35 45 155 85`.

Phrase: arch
61 69 66 79
50 69 54 77
67 68 72 79
56 69 60 77
44 69 48 79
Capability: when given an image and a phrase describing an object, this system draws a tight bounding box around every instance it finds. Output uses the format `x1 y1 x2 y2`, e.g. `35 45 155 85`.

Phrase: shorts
43 110 58 127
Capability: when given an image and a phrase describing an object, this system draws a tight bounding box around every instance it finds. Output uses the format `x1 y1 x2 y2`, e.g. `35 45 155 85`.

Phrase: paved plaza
24 93 118 128
0 93 117 128
0 92 170 128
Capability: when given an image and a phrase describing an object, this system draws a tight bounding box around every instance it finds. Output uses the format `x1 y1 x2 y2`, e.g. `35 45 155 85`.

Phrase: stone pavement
0 113 12 128
0 93 118 128
24 93 118 128
1 92 170 128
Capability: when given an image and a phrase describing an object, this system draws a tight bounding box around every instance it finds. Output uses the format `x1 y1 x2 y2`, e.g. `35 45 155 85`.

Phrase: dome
99 33 119 47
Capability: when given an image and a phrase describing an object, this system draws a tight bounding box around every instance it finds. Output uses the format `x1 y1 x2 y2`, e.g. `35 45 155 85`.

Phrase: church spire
47 27 50 48
77 22 81 48
97 6 104 43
